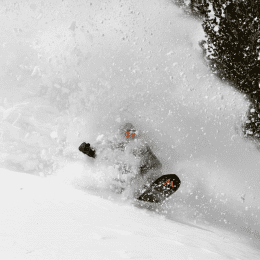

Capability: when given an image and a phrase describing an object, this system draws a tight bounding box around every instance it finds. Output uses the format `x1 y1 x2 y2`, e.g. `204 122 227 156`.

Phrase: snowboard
137 174 181 203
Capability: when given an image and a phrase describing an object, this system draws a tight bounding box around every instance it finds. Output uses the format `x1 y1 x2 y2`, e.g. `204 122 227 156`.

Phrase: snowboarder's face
124 129 137 138
119 123 137 140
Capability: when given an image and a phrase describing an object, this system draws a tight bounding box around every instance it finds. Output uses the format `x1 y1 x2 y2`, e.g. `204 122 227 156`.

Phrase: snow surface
0 0 259 258
0 168 259 260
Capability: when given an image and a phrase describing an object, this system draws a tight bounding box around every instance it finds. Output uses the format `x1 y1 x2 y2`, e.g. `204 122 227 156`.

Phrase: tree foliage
202 0 260 93
172 0 210 18
201 0 260 139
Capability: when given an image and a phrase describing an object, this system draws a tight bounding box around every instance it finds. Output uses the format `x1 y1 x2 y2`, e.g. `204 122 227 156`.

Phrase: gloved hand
78 142 96 158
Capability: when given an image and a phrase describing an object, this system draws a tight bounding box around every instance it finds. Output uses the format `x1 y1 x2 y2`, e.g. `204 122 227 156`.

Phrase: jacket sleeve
132 142 162 175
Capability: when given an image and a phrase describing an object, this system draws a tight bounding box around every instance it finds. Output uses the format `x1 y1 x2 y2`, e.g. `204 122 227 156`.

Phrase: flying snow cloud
0 0 259 247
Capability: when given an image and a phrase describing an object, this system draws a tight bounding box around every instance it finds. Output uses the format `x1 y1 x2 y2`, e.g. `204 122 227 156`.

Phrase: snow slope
0 0 259 257
0 168 259 260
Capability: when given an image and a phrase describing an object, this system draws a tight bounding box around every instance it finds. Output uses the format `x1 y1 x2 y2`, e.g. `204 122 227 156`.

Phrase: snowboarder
78 123 181 202
78 123 162 176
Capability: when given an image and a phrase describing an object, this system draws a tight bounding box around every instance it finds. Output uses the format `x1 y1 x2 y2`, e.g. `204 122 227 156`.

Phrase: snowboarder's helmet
122 123 135 132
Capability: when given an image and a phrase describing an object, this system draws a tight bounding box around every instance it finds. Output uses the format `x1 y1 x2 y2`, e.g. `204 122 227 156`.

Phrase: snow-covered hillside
0 168 259 260
0 0 259 258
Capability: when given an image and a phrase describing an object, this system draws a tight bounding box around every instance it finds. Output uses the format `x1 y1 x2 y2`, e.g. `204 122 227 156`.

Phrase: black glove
79 142 96 158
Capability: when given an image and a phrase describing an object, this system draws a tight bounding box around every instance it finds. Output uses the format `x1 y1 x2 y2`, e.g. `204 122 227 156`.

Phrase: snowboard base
137 174 181 203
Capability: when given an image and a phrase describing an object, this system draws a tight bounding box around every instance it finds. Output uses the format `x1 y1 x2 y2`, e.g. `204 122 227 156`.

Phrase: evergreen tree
201 0 260 139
